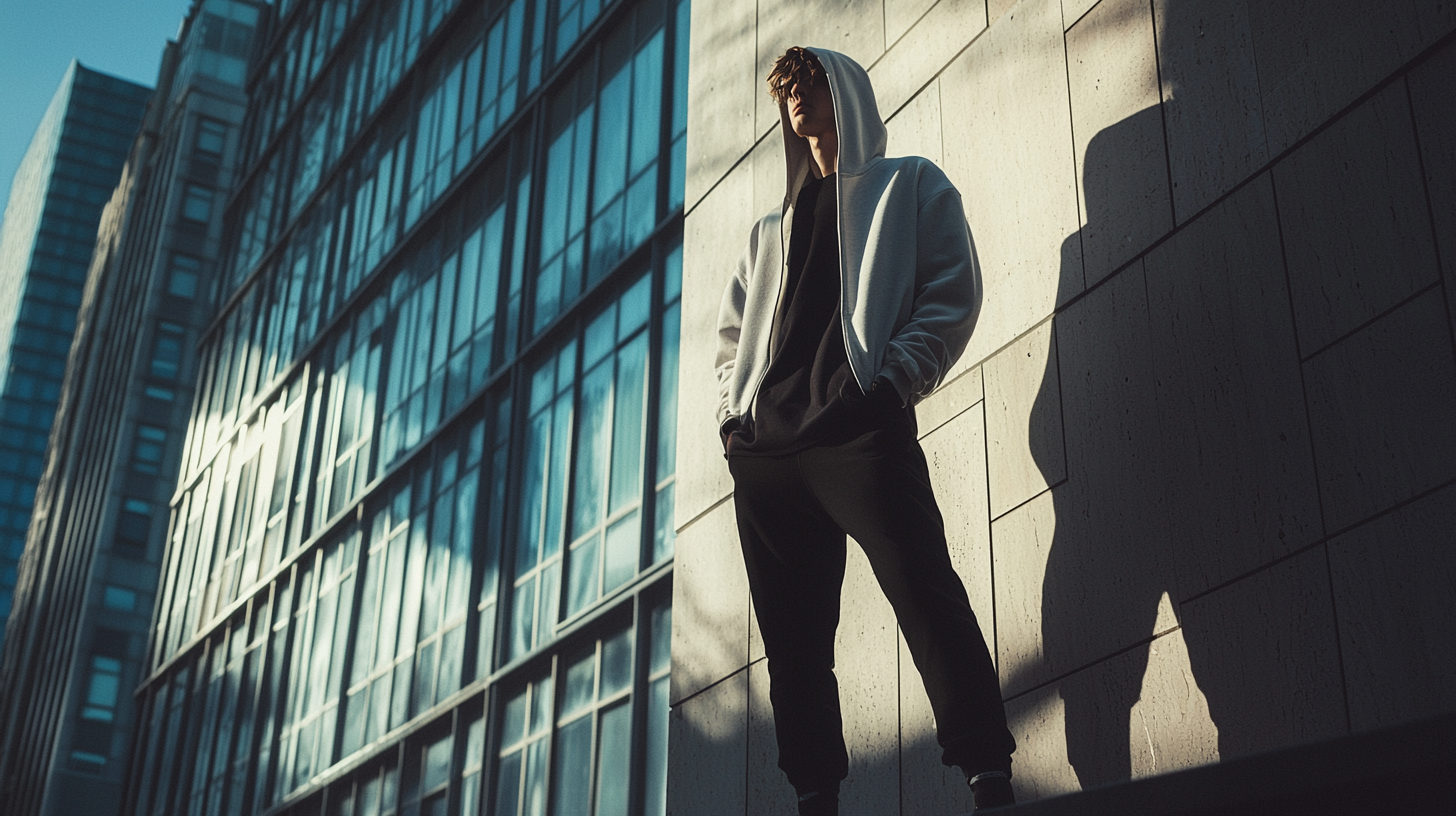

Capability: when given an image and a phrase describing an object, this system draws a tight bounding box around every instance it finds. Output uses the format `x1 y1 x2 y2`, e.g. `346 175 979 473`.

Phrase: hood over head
778 47 886 204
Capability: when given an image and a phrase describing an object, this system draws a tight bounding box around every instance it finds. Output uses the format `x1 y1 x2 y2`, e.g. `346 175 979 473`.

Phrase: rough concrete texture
1066 0 1172 284
1273 79 1438 356
675 0 1456 809
1408 40 1456 331
1302 289 1456 535
666 668 748 816
669 500 748 704
1143 175 1321 598
1328 482 1456 731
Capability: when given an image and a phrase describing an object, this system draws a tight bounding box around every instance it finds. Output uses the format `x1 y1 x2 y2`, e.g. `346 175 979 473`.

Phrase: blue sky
0 0 195 209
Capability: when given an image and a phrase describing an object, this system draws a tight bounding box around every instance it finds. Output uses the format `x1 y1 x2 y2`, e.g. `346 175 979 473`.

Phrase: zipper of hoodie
836 173 867 394
742 201 793 425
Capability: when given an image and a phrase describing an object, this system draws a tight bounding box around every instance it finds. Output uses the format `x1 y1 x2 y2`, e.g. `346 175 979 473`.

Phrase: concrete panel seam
676 490 735 536
1401 74 1456 367
1145 0 1178 229
1000 622 1186 706
1322 535 1355 735
1174 470 1456 610
989 479 1065 525
1294 280 1445 365
1064 0 1100 32
980 397 1000 677
684 126 779 221
1059 0 1088 295
670 659 759 710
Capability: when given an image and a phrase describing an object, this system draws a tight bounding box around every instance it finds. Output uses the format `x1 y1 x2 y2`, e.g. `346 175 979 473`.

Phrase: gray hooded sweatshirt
714 47 983 433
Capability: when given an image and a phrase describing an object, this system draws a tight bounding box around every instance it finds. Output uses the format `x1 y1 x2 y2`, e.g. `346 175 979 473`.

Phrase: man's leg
728 453 850 800
798 430 1016 778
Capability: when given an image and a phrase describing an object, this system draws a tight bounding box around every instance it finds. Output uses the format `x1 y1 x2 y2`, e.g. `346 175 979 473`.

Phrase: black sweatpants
728 427 1015 792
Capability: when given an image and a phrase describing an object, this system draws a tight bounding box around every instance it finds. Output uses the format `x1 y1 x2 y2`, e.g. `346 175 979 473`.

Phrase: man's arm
878 187 983 405
714 221 761 438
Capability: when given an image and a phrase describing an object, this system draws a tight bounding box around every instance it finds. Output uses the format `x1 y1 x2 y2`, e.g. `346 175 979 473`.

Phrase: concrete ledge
975 710 1456 815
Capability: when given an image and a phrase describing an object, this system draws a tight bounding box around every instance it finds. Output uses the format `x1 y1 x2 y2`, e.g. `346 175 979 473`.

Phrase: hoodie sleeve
878 187 983 404
714 220 760 427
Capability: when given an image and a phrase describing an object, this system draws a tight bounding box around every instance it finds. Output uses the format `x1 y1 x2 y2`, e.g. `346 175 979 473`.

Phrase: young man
714 47 1017 814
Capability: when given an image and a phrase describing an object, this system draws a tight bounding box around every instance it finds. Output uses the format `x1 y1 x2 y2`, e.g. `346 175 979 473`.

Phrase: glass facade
126 1 687 814
0 63 151 647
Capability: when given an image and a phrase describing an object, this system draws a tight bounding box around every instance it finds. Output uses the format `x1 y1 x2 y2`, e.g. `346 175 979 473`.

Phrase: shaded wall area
671 0 1456 811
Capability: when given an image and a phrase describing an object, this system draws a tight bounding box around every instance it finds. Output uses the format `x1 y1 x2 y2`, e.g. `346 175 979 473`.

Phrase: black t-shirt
732 173 911 456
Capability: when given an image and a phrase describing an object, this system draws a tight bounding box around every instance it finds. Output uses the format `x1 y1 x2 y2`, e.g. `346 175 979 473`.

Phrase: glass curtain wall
124 1 687 814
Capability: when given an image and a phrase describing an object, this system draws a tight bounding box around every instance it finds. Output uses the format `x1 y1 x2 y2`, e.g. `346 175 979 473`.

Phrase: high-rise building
0 63 150 648
122 1 688 815
0 3 259 814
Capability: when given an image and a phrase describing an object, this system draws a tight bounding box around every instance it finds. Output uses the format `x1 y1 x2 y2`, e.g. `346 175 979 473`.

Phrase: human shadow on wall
1030 0 1327 789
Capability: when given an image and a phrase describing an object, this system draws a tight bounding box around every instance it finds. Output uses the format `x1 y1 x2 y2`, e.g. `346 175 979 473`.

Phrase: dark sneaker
796 789 838 816
969 774 1015 811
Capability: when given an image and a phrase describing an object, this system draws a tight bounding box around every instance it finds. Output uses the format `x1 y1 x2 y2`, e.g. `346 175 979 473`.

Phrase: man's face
785 78 835 140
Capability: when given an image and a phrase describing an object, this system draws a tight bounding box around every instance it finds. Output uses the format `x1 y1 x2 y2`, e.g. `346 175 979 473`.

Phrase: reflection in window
460 714 487 816
654 247 682 561
555 0 604 59
342 421 485 758
317 305 383 524
348 133 407 284
323 760 400 816
511 258 680 660
567 276 651 618
588 26 662 283
406 0 528 228
495 676 553 816
535 80 594 333
381 162 519 466
535 5 669 333
476 396 512 679
512 340 574 660
668 0 689 211
401 732 453 816
552 628 633 816
275 533 358 796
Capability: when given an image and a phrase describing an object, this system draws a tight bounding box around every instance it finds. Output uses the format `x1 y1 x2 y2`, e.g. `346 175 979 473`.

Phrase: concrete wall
669 0 1456 810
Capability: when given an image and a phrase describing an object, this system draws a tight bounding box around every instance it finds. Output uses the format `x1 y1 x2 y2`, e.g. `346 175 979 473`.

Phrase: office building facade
671 0 1456 812
0 3 258 814
0 63 150 649
124 0 687 814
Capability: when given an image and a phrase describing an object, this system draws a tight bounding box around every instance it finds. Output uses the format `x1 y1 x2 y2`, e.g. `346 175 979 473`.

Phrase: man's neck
807 134 838 178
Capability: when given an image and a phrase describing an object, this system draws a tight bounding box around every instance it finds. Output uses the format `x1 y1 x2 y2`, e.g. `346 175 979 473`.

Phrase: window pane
495 751 522 816
599 630 631 698
183 185 215 222
593 69 629 212
551 717 591 816
103 585 137 611
593 702 631 816
572 363 611 539
643 677 669 816
608 334 648 512
629 32 663 177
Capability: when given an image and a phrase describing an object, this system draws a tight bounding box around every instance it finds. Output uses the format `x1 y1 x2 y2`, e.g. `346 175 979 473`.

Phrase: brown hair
766 47 825 103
